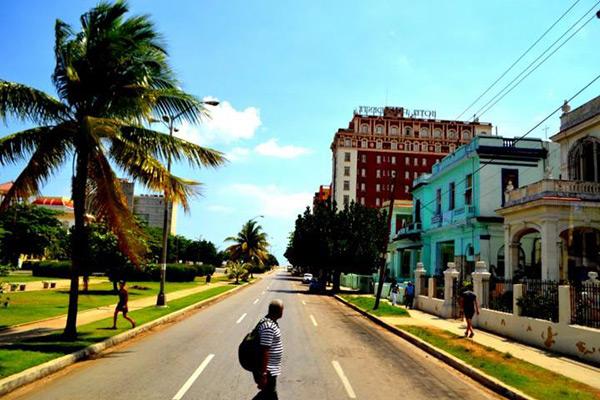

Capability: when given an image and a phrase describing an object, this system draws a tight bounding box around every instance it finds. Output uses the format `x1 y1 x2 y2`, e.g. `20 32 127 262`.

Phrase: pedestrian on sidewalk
253 299 284 400
460 284 479 338
390 279 399 306
111 281 135 329
404 281 415 309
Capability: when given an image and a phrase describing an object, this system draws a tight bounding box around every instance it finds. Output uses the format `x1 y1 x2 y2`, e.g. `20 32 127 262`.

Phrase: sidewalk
380 301 600 391
0 281 228 344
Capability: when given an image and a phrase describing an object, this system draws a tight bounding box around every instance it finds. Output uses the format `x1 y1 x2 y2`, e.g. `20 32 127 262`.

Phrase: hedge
32 260 71 278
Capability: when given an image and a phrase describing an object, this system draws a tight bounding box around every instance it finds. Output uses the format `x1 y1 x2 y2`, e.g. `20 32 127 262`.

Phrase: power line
419 72 600 214
472 1 600 120
455 0 582 120
476 11 598 119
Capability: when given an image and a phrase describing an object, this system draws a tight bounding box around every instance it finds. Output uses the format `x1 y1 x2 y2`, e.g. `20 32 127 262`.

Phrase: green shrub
21 261 39 270
196 264 216 277
32 260 71 278
0 264 11 276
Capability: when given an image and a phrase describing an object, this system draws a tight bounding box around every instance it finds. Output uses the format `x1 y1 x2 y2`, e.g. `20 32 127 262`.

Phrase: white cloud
226 147 251 162
254 139 311 159
174 98 261 145
228 183 312 219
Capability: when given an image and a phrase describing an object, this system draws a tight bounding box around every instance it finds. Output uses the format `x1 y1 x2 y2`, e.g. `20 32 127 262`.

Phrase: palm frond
0 126 73 210
0 80 70 124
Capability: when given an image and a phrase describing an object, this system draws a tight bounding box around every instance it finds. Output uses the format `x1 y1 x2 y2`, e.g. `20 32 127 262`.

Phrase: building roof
0 181 13 194
32 196 74 209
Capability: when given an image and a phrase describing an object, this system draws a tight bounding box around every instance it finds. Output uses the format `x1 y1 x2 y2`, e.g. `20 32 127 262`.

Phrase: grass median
340 294 410 317
0 283 237 379
398 325 600 400
0 277 228 329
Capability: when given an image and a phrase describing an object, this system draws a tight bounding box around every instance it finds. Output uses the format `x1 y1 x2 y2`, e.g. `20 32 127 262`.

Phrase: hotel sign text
356 106 437 119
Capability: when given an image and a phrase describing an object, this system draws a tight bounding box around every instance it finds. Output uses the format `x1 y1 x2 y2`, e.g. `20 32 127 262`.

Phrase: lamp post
155 100 219 307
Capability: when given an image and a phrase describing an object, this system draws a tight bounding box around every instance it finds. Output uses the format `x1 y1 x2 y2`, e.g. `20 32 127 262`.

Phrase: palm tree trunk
64 144 89 339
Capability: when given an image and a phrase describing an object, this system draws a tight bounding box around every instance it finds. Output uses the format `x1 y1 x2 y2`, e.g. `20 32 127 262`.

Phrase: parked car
302 273 313 283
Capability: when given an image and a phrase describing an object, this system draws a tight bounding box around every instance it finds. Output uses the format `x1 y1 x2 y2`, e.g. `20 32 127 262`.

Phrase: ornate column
472 261 491 308
444 262 460 303
541 220 560 280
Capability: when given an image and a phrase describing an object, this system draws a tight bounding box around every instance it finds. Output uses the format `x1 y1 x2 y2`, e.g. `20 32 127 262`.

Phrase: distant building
119 178 135 211
0 181 13 204
133 194 177 235
330 106 493 208
392 135 555 280
32 196 95 229
313 185 331 209
498 96 600 282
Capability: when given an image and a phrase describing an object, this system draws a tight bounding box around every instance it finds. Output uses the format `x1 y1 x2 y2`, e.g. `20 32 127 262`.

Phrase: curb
0 279 258 397
334 295 534 400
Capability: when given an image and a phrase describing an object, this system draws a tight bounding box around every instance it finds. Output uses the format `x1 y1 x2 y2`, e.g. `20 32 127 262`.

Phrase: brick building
331 106 493 207
312 185 331 209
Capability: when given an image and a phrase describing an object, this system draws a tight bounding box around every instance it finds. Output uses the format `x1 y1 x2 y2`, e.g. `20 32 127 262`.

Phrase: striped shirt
257 317 283 376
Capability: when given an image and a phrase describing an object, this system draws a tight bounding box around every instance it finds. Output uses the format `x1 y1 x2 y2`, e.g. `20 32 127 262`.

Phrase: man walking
404 281 415 309
390 279 399 306
460 285 479 338
111 281 135 329
253 299 284 400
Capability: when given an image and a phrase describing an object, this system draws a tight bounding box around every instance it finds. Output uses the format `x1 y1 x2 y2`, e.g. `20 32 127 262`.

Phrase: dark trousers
252 372 278 400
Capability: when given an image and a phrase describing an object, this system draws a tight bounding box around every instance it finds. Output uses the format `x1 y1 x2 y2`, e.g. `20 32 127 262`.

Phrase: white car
302 273 313 284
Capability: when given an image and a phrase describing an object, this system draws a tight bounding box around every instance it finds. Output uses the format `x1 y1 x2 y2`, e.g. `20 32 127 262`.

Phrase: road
9 271 500 400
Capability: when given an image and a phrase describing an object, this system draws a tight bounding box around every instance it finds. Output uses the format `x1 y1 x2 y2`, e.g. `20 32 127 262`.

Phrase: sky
1 0 599 263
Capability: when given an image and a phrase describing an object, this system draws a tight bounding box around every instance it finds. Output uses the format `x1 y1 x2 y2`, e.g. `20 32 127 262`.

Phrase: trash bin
205 274 212 284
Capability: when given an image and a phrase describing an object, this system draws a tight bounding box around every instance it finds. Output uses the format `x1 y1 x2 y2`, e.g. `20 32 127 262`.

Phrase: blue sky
1 0 599 263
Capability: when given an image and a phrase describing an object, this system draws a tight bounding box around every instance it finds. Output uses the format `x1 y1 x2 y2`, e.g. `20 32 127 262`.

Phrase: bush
32 260 71 278
0 264 11 276
196 264 216 277
21 261 39 270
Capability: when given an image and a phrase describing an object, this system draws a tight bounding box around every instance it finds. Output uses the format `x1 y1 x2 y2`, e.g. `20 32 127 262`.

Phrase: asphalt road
9 271 499 400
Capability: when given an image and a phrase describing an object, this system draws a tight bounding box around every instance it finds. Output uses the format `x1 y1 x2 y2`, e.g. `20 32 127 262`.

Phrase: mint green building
390 135 556 280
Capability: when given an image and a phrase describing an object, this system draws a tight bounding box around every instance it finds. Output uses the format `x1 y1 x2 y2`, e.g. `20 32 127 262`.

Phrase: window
361 154 366 163
375 125 383 134
436 188 442 215
376 169 381 178
377 155 381 164
404 126 412 136
376 184 381 192
376 141 382 149
391 141 397 150
405 171 409 179
413 142 420 152
361 168 366 177
405 156 410 165
421 142 428 152
449 144 456 152
449 182 455 210
391 156 396 164
360 124 368 133
375 198 380 206
433 128 442 139
422 158 427 166
414 157 418 166
391 126 398 135
568 136 600 182
391 170 396 177
448 129 456 139
462 130 471 140
404 185 409 193
361 183 366 191
344 166 350 176
343 180 350 191
343 195 350 207
435 143 441 153
465 173 473 205
415 199 421 222
413 171 418 178
360 197 365 205
344 152 351 162
420 127 429 138
361 139 367 148
344 138 351 147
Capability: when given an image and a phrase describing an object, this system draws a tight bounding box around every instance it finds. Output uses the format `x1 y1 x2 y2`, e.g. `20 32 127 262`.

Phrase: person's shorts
464 309 475 319
116 305 128 314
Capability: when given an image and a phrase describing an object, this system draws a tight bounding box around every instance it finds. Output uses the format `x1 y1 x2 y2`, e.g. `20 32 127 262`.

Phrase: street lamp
154 100 220 307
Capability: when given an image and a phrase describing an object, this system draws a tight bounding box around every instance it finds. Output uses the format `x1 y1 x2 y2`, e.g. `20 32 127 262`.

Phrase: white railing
507 179 600 203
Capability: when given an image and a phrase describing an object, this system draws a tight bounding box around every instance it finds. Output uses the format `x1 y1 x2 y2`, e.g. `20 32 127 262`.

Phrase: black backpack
238 320 265 371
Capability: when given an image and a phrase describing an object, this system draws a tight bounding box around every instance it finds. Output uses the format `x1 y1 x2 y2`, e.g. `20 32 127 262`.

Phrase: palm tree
0 2 225 339
225 220 269 274
226 260 250 284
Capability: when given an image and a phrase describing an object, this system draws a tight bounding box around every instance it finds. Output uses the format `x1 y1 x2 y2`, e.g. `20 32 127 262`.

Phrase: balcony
430 205 476 228
506 179 600 207
394 222 422 240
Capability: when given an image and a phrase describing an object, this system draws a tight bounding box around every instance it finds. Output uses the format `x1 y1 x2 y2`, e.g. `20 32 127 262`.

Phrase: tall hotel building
331 106 493 208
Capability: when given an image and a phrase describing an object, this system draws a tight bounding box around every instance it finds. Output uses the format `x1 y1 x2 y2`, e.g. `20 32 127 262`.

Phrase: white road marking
236 313 247 324
172 354 215 400
302 300 306 305
331 360 357 399
309 314 318 327
253 298 260 304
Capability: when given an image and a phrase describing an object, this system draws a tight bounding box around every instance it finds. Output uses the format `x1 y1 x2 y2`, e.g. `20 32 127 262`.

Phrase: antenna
542 125 549 140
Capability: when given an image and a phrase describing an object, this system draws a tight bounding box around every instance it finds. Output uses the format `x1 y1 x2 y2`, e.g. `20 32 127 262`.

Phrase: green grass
398 325 600 400
2 275 68 283
340 294 410 317
0 284 237 379
0 279 220 329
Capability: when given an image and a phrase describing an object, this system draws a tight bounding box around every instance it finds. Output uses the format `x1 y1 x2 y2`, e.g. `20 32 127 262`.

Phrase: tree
265 254 279 268
0 2 225 338
0 204 67 265
225 220 270 275
227 260 249 284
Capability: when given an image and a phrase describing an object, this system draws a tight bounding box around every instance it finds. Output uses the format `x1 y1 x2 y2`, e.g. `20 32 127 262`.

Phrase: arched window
421 142 428 152
413 142 420 152
449 144 456 152
361 139 367 148
433 128 442 139
376 140 383 149
390 126 398 135
360 124 369 133
420 127 429 138
448 129 456 139
375 125 384 134
568 136 600 182
344 138 351 147
404 126 413 137
391 141 398 150
435 142 441 153
462 130 471 140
